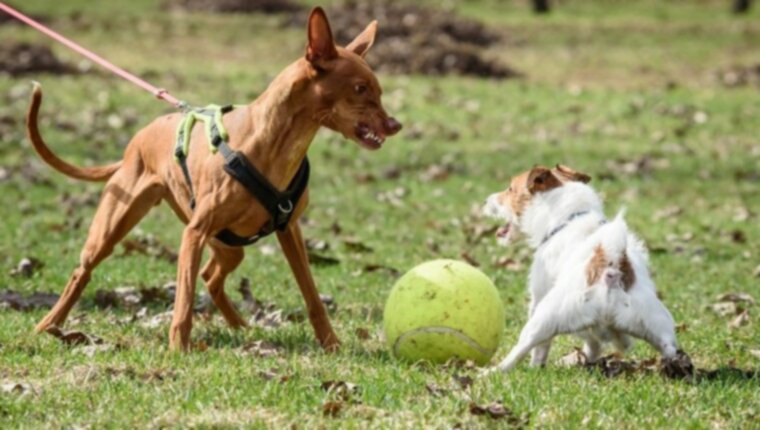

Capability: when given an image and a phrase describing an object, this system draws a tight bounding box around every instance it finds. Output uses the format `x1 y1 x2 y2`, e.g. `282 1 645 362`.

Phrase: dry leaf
460 251 480 267
240 340 282 358
9 257 44 278
659 351 695 380
1 382 34 396
469 401 521 422
361 264 400 277
710 301 740 317
139 310 173 329
493 256 523 271
716 292 754 304
354 327 371 341
728 310 750 329
452 374 474 390
320 294 337 312
557 348 587 367
342 237 374 253
321 380 360 401
652 205 682 221
425 382 447 397
749 349 760 360
120 234 177 263
258 368 290 383
45 326 103 346
585 354 634 378
322 401 344 417
307 251 340 266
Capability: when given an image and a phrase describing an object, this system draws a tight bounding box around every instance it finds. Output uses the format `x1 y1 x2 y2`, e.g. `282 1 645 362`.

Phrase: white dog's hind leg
617 295 678 358
530 340 553 366
582 338 602 363
611 331 632 354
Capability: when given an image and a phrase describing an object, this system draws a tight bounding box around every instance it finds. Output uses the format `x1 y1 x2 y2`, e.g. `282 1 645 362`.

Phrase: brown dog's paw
321 337 342 353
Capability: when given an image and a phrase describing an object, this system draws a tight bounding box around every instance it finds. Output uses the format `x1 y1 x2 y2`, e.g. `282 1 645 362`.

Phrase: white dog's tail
586 210 636 289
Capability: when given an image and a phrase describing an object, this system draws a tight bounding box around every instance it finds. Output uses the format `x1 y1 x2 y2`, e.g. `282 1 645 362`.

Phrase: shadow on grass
694 367 759 385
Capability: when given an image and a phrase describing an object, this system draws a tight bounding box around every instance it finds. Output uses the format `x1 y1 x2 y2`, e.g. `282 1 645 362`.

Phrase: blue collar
539 211 605 247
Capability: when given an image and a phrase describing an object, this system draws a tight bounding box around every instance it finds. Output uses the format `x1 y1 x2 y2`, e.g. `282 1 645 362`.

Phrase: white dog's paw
478 366 502 378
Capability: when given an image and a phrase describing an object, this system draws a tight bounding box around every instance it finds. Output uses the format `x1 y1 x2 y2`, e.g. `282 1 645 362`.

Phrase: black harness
174 105 309 247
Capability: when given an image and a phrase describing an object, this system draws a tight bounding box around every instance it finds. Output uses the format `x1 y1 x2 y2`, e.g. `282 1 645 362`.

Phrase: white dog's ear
527 166 562 194
554 164 591 183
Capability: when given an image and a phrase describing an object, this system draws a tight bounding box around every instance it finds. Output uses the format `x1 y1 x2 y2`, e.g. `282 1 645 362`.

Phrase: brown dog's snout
384 117 402 136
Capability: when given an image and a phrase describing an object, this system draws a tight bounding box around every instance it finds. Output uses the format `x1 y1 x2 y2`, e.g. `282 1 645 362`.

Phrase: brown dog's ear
527 166 562 194
346 20 378 58
554 164 592 183
306 7 338 66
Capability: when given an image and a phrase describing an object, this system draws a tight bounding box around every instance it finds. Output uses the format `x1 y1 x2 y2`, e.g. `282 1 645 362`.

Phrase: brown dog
25 7 402 351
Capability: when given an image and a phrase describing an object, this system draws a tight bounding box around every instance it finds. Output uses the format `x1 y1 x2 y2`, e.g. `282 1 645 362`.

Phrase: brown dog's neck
239 60 323 190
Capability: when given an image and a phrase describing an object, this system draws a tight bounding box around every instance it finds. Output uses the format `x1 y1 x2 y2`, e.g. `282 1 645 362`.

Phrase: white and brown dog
483 164 678 372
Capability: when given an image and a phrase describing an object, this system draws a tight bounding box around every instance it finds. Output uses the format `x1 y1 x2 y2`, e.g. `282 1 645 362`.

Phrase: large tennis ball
383 259 505 365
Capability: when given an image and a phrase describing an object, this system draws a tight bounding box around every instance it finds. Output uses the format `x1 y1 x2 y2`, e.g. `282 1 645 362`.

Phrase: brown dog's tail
26 83 122 182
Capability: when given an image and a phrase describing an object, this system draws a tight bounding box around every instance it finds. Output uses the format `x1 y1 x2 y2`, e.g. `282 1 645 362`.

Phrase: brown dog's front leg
169 225 206 351
277 222 340 351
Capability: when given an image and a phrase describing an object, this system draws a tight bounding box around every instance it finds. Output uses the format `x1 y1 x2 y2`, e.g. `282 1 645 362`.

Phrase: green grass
1 0 759 428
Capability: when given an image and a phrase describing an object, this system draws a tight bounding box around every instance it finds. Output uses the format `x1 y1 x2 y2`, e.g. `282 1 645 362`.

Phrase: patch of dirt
0 13 48 26
582 350 756 382
299 1 520 79
163 0 303 14
0 42 76 76
715 64 760 88
0 289 58 311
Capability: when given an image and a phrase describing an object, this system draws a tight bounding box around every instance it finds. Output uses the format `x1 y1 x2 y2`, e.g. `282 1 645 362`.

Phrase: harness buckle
278 200 294 214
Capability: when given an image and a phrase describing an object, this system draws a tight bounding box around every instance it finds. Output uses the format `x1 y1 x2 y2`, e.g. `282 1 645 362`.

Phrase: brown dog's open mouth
496 222 511 238
355 122 385 150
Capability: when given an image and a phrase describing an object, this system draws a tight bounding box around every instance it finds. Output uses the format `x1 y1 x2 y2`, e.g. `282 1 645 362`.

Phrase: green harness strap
173 104 242 209
174 104 245 160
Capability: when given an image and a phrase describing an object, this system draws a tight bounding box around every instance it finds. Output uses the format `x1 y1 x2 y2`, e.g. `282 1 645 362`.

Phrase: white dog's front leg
495 290 597 373
495 302 560 372
526 260 553 366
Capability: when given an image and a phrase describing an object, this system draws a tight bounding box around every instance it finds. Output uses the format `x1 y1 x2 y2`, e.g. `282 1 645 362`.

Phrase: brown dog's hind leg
201 245 248 328
35 168 164 333
277 222 340 351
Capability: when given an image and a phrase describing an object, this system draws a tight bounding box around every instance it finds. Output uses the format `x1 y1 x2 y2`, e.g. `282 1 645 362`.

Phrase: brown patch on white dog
553 164 591 184
586 245 607 287
499 166 564 217
586 245 636 290
620 252 636 291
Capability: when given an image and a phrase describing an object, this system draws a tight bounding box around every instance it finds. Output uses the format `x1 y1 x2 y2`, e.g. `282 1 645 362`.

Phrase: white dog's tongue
496 223 511 238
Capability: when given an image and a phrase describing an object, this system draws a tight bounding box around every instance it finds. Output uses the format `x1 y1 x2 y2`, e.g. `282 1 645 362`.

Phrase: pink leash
0 1 187 109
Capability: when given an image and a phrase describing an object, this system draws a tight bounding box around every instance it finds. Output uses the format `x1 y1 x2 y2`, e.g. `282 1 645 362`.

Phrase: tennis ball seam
392 326 492 357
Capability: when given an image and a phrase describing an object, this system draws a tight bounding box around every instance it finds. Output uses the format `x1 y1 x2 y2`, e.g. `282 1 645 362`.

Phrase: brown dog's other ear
346 20 378 58
306 7 338 66
554 164 592 183
527 166 562 194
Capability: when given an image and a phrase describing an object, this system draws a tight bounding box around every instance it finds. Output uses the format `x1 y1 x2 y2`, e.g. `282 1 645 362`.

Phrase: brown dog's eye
354 84 367 94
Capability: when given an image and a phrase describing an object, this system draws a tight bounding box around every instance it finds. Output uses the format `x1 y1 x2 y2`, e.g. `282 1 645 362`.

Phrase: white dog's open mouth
496 222 511 238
